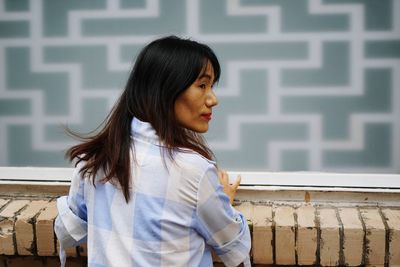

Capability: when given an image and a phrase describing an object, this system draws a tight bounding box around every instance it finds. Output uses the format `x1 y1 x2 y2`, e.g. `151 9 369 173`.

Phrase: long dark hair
66 36 221 202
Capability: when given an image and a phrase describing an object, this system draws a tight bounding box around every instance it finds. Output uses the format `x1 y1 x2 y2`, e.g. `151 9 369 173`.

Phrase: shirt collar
130 117 217 165
131 117 162 146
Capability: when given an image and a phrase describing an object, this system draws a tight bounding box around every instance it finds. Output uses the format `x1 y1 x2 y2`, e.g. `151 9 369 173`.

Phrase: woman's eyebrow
197 74 213 81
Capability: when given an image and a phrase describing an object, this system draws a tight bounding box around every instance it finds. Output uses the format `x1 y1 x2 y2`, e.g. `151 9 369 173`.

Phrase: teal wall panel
0 0 399 173
0 21 29 38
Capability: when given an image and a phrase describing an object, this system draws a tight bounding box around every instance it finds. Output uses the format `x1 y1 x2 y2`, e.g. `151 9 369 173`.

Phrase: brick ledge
1 195 399 266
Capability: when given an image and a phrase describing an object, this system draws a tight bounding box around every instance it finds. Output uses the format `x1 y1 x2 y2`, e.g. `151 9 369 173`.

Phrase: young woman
55 36 251 267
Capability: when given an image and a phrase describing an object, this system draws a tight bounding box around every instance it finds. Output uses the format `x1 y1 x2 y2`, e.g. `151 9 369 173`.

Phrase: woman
55 36 251 267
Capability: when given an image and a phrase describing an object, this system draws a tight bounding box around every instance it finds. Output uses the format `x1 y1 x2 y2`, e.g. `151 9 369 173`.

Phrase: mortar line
30 203 48 256
378 206 390 267
314 205 321 266
51 217 57 256
334 207 345 266
0 199 11 214
357 207 367 266
293 207 298 265
12 202 30 256
272 205 276 265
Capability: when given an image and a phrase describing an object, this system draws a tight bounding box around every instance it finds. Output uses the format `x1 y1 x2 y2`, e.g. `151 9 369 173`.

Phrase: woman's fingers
218 170 241 187
218 170 228 184
217 170 242 204
232 175 241 190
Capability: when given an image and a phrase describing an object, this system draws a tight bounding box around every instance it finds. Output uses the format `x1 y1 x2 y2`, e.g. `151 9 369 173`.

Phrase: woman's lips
201 113 212 121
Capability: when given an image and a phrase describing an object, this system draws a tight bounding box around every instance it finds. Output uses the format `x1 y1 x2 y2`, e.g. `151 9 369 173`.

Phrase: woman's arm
54 166 88 266
194 166 251 267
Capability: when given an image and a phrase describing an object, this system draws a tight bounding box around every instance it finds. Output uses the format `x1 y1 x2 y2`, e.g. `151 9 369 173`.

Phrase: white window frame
1 167 399 205
1 167 399 189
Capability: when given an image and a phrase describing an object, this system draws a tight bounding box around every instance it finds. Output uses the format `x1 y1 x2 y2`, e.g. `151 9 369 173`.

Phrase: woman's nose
206 90 218 107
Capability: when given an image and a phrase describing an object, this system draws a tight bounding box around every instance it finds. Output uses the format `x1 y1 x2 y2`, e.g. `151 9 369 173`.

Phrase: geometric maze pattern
0 0 399 174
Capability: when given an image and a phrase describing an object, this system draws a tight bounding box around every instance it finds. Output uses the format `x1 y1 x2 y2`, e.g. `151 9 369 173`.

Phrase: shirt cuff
214 213 251 267
55 196 88 248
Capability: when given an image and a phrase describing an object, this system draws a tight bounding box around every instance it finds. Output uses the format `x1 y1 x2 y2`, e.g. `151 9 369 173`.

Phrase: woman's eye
199 84 206 89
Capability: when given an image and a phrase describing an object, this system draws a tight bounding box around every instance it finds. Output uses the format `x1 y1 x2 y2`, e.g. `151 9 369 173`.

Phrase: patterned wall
0 0 399 173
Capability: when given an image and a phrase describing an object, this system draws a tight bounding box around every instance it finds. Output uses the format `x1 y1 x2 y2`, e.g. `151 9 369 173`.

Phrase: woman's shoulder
71 159 104 184
168 150 218 207
174 149 217 176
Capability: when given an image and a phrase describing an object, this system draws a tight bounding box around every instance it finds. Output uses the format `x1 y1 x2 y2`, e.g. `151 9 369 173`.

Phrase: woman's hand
218 170 241 204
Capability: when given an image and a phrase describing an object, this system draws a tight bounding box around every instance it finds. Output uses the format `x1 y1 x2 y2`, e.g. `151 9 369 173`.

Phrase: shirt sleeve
54 165 88 249
194 166 251 267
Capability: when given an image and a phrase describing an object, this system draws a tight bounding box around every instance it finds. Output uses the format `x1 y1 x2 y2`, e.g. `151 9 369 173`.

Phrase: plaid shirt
55 118 251 267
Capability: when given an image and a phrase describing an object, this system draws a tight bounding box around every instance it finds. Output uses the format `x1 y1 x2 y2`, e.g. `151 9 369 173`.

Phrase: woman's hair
66 35 221 202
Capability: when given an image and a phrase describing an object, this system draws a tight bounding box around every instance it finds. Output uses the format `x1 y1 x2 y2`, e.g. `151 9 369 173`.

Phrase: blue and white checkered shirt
55 117 251 267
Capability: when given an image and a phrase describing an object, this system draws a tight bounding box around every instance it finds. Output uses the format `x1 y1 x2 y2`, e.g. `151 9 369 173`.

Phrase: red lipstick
201 113 212 121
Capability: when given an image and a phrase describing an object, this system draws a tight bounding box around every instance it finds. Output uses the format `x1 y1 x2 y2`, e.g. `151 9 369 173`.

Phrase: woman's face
174 62 218 133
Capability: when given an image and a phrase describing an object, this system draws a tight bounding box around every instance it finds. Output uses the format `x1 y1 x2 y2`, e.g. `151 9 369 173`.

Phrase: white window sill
1 167 399 206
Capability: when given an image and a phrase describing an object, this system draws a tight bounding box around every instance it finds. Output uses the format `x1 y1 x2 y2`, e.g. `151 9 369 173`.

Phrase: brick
252 205 273 264
318 208 340 266
43 257 62 267
0 200 30 255
6 256 84 267
56 240 77 257
15 200 48 255
274 206 295 265
78 243 87 257
36 201 58 256
0 200 30 218
338 207 363 266
6 256 45 267
235 202 253 226
235 202 254 257
65 246 78 258
54 257 86 267
212 250 222 264
0 219 15 255
381 209 400 266
360 208 386 267
61 258 88 267
0 199 10 209
296 205 317 265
